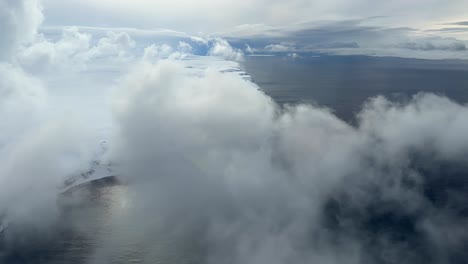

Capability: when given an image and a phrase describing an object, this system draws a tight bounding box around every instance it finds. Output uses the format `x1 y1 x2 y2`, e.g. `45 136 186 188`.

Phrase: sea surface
243 55 468 122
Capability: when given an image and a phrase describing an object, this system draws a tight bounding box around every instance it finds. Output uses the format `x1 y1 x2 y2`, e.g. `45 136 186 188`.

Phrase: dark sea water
243 55 468 122
3 55 468 264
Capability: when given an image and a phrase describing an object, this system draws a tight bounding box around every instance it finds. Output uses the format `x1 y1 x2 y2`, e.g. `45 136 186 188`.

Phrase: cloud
286 53 300 59
265 43 295 52
142 44 174 61
208 38 244 61
0 1 96 249
141 43 194 61
17 27 137 73
190 36 209 46
0 0 43 61
40 0 468 35
86 31 136 60
225 19 468 59
0 64 46 149
3 1 468 261
141 41 196 62
106 60 468 263
444 21 468 26
178 41 193 53
17 27 91 72
0 62 94 250
245 44 256 54
396 37 466 51
0 119 92 227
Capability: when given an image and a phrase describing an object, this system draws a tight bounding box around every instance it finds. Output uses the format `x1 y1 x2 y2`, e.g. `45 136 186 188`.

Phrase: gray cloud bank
225 19 468 59
444 21 468 26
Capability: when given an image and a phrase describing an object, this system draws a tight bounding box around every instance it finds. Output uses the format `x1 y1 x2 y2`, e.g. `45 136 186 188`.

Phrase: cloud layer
41 0 468 34
105 59 468 264
2 1 468 263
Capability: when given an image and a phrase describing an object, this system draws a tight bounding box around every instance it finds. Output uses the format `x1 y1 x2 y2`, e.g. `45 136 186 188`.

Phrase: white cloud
0 0 96 239
142 44 175 61
245 44 255 53
106 59 468 263
190 36 209 46
178 41 193 53
286 53 300 59
0 63 46 148
0 119 92 230
87 31 136 59
18 27 137 72
17 27 91 72
141 41 194 61
265 43 296 52
0 0 43 61
208 38 244 61
0 63 93 238
3 1 468 261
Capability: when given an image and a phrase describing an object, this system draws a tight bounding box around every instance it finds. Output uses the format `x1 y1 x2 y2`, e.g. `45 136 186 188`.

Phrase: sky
36 0 468 59
40 0 468 31
3 1 468 263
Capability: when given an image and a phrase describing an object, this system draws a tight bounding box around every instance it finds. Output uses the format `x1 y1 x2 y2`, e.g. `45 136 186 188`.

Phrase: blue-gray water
244 55 468 122
3 55 468 264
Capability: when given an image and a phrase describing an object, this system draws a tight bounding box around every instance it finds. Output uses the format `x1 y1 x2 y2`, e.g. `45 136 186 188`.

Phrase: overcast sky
41 0 468 33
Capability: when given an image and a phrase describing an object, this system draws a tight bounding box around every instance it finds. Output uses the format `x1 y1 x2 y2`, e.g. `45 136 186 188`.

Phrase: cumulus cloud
33 0 468 60
18 27 137 72
141 43 189 62
87 31 136 59
265 43 296 52
208 38 244 61
17 27 91 72
106 60 468 264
